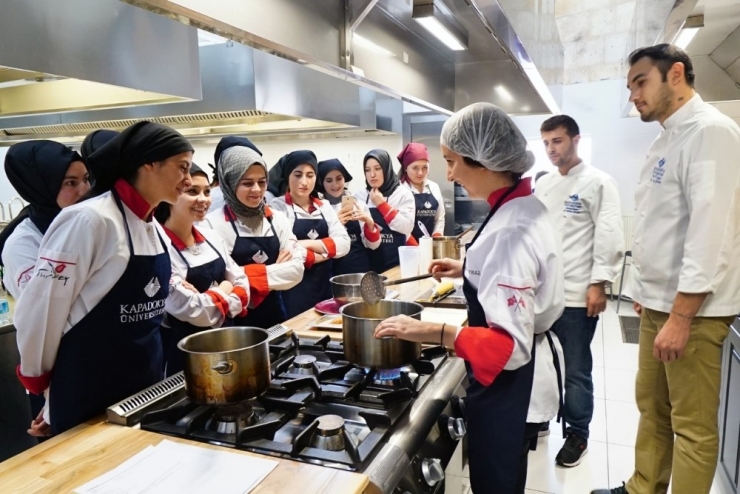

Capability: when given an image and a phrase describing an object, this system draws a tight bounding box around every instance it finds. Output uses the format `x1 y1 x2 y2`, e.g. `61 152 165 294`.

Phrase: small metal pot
340 300 423 369
330 273 387 305
177 327 270 405
432 237 462 260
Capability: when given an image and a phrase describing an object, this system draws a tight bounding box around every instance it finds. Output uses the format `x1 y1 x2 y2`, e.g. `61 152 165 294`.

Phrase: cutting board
420 307 468 328
416 288 467 309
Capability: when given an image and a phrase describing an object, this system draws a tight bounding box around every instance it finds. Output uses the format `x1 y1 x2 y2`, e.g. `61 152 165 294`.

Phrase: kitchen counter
0 420 369 494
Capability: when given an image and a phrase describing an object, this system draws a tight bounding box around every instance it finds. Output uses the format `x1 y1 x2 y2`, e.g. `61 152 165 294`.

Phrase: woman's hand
337 209 353 225
356 209 374 228
374 315 438 343
429 258 463 280
276 250 292 263
369 188 385 207
181 281 199 293
218 280 234 295
28 408 51 437
312 252 329 264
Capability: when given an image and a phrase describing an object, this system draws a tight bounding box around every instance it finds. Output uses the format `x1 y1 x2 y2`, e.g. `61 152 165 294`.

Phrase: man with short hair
535 114 624 467
592 44 740 494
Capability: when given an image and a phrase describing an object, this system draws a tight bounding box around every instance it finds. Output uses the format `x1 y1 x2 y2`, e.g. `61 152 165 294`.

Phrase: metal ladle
360 271 435 305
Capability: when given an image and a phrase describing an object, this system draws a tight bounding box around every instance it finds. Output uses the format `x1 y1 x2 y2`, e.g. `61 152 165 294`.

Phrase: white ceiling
687 0 740 56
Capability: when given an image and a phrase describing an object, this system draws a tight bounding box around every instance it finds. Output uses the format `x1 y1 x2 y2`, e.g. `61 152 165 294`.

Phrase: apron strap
545 331 566 439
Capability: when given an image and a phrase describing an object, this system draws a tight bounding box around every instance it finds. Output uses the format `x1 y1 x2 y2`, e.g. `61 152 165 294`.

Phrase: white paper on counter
74 439 278 494
421 307 468 328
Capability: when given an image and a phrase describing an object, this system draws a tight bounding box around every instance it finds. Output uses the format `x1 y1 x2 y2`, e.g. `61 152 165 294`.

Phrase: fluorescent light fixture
412 2 468 51
674 15 704 50
494 85 514 103
353 34 395 57
520 62 560 114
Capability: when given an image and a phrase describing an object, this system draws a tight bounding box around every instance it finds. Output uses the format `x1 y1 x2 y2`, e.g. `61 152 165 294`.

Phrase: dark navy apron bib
461 184 537 493
228 210 286 329
332 215 370 276
49 192 168 435
282 205 332 318
411 185 439 241
165 236 227 377
366 193 406 273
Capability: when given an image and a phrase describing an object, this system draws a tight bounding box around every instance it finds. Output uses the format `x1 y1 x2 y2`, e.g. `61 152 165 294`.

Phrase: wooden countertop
0 421 368 494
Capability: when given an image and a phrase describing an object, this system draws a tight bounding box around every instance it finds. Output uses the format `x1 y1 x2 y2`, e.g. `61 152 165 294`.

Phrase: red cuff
406 236 419 246
231 286 249 317
321 238 337 258
364 223 380 242
244 264 270 308
454 326 515 386
16 365 52 395
376 201 397 223
205 289 229 316
304 250 316 269
432 232 443 238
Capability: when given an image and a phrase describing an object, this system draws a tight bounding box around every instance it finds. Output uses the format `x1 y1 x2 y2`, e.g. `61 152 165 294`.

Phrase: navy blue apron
227 210 286 329
366 193 406 273
332 214 370 276
49 192 168 435
282 204 332 318
411 185 439 241
462 184 537 493
164 236 227 377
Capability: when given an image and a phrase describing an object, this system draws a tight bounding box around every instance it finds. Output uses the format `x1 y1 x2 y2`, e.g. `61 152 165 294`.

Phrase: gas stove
108 331 467 494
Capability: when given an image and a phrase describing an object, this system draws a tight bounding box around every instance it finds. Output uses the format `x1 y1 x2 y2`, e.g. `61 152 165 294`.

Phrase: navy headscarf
275 150 319 198
363 149 399 197
81 129 120 164
317 158 353 205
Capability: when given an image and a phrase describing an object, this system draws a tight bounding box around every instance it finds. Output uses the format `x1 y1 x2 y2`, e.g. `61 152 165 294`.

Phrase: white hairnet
440 102 534 174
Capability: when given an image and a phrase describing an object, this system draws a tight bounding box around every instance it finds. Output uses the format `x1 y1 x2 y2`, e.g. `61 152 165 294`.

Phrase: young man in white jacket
535 115 624 467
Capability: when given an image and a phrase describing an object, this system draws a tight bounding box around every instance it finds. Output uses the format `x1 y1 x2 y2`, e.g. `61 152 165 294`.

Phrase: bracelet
440 323 446 347
671 310 693 320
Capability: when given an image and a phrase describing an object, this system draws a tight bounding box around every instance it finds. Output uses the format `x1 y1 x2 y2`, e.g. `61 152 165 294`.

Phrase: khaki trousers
626 308 732 494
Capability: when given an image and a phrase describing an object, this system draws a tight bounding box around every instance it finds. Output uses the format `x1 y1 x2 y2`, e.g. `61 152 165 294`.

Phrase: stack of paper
75 440 278 494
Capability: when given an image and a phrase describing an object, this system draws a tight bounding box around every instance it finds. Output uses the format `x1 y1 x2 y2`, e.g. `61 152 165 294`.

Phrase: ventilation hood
0 0 201 118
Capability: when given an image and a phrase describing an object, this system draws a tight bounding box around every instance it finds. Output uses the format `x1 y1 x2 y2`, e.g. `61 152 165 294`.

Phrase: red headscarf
397 142 429 183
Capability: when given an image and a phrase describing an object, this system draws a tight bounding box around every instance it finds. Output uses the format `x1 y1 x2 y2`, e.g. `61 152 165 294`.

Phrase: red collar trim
285 192 321 212
486 177 533 208
223 204 272 221
162 225 206 251
114 179 153 221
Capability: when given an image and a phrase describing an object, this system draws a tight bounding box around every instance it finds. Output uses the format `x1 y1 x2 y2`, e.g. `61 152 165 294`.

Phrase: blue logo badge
658 158 666 168
569 194 579 201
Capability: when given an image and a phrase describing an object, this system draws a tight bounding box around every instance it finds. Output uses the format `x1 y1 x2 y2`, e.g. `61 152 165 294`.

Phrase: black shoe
538 422 550 437
555 433 588 467
590 482 628 494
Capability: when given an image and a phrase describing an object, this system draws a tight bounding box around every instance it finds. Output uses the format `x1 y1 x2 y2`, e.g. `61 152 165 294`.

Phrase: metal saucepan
340 300 423 369
177 326 270 405
330 273 387 305
432 236 462 260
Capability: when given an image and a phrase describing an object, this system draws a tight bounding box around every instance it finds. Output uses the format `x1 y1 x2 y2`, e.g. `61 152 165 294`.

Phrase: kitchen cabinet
718 318 740 493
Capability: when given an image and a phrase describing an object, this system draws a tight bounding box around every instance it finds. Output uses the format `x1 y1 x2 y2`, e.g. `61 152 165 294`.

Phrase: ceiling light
673 15 704 50
494 85 514 103
353 34 395 57
412 2 468 51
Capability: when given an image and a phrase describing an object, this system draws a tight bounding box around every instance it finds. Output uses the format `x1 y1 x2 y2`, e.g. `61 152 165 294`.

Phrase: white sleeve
322 203 351 258
589 176 624 284
431 182 446 236
266 212 305 291
14 211 98 378
165 265 229 328
1 226 39 299
387 188 415 236
220 237 250 318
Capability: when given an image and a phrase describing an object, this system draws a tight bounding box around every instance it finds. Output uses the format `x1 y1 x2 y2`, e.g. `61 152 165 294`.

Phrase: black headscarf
86 121 193 196
0 141 84 266
317 158 352 205
364 149 399 197
281 150 319 198
81 129 120 164
267 155 287 198
189 162 207 179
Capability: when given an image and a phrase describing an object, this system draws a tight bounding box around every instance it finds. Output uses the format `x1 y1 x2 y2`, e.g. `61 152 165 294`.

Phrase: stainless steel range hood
0 0 201 118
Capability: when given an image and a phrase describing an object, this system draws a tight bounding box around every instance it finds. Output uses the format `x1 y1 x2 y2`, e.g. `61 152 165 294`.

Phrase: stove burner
292 355 318 375
373 367 406 387
310 414 346 451
208 403 256 434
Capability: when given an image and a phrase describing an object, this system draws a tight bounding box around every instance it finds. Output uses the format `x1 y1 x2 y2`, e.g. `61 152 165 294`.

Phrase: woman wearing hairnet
375 103 565 493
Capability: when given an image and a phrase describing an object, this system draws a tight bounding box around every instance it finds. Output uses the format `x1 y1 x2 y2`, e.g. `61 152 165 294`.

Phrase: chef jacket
269 194 351 267
14 180 172 419
163 225 249 327
1 218 43 299
329 197 382 250
630 94 740 316
207 186 226 214
354 186 416 241
403 179 446 236
203 205 305 304
454 188 565 387
535 162 624 306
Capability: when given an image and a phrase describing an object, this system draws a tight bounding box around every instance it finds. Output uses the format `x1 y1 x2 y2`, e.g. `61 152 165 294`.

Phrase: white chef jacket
354 186 416 239
163 225 249 327
207 186 225 214
1 218 43 299
403 179 446 236
203 205 305 295
14 180 172 422
535 162 624 306
631 94 740 316
328 196 382 250
269 194 351 261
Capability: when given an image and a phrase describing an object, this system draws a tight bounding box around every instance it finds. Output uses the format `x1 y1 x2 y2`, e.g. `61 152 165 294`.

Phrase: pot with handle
432 236 462 260
340 300 423 368
177 326 270 405
331 273 387 305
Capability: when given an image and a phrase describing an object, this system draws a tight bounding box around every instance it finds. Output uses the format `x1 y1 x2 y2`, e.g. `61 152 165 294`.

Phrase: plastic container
397 246 420 278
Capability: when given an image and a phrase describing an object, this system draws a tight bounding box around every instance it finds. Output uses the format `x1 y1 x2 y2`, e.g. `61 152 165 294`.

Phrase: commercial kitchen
2 0 740 493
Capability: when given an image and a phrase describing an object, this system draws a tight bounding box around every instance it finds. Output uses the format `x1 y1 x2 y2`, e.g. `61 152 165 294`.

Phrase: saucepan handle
212 360 236 374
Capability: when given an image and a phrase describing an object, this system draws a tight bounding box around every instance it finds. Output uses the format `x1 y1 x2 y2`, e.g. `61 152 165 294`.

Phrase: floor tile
592 366 606 400
606 443 634 487
592 340 605 368
590 399 608 443
603 340 640 372
605 400 639 447
604 368 637 403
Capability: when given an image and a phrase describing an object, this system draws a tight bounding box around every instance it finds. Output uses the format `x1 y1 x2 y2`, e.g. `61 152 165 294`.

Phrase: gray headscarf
218 146 269 231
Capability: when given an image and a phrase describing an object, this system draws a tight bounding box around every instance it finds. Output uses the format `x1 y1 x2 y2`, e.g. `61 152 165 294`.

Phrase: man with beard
535 115 624 467
592 45 740 494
